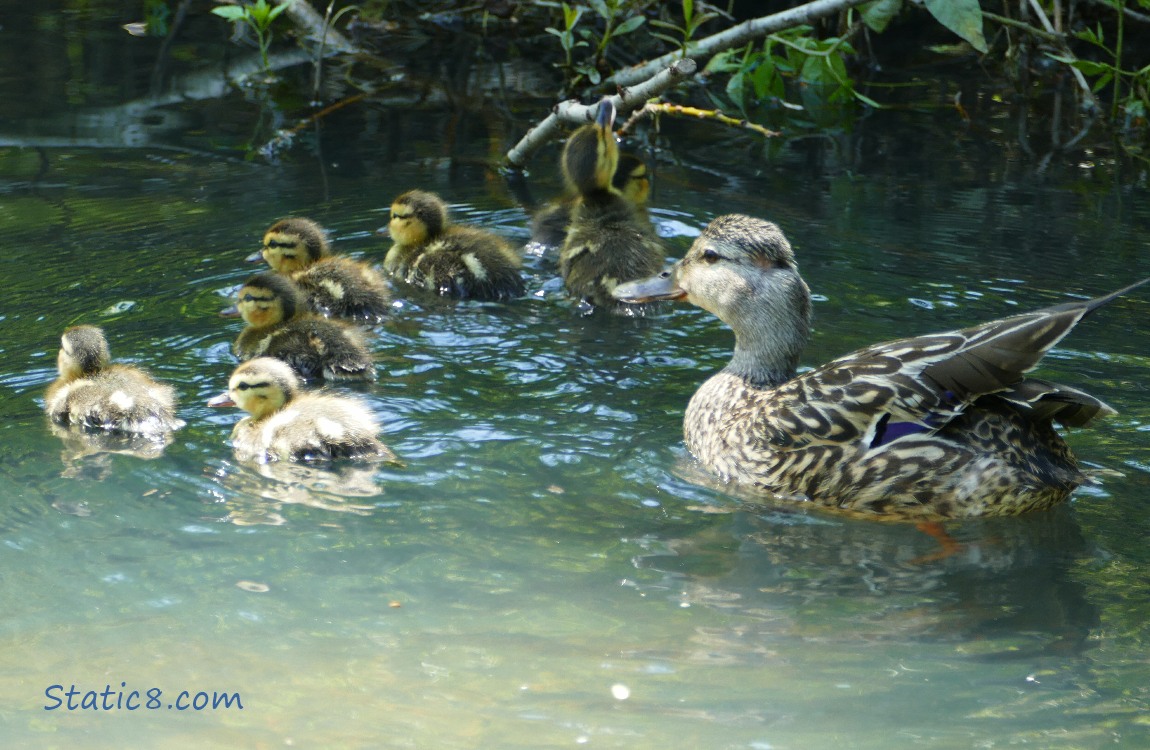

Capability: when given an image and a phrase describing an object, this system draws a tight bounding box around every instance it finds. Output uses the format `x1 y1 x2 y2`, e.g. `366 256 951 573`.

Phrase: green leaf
749 60 777 99
648 32 682 47
614 15 646 35
726 69 746 112
267 0 299 22
689 12 721 33
211 6 248 21
861 0 901 33
683 0 694 23
1091 71 1113 93
923 0 987 54
703 49 738 74
800 54 835 86
588 0 609 20
1069 59 1111 77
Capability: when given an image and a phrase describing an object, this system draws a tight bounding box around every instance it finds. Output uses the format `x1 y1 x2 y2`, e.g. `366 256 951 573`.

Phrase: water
3 3 1150 747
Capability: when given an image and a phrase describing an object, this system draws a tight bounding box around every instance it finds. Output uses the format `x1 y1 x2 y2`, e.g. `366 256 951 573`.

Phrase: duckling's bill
612 269 686 303
207 392 236 408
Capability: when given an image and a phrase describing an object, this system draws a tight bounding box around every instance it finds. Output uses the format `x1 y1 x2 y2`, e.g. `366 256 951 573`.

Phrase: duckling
614 213 1150 519
233 272 375 382
208 357 395 463
384 189 525 300
530 152 651 250
45 325 184 437
259 217 391 321
558 98 665 310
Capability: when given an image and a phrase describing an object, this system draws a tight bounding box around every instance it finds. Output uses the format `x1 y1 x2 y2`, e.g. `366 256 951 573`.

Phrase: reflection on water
2 2 1150 748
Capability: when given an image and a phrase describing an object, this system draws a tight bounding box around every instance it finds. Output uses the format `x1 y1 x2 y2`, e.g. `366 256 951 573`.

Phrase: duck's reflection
207 459 384 526
633 499 1099 660
50 422 176 479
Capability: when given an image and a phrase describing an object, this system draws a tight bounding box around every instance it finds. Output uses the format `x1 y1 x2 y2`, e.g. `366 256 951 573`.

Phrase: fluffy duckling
259 217 391 321
384 189 525 300
529 152 651 250
45 325 184 437
615 214 1150 519
233 272 375 382
559 98 665 310
208 357 395 463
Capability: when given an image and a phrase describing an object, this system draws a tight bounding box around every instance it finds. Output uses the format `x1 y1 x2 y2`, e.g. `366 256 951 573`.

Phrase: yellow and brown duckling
530 152 651 250
45 325 184 437
559 98 665 310
615 213 1150 520
258 217 391 321
233 272 375 382
208 357 395 463
384 189 525 301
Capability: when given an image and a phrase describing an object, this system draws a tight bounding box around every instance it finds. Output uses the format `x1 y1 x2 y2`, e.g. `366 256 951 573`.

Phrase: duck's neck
726 332 800 388
721 275 811 388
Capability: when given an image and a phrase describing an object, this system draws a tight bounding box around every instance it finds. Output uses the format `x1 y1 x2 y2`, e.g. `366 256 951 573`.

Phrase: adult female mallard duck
208 357 395 463
530 152 651 250
558 98 665 310
45 325 184 436
384 190 525 300
613 213 1150 519
257 217 391 321
233 272 375 382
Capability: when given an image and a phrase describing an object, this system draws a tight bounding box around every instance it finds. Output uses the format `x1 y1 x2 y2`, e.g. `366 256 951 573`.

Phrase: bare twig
257 92 369 158
607 0 873 88
981 11 1062 43
504 58 698 169
619 102 781 139
1085 0 1150 24
1024 0 1098 109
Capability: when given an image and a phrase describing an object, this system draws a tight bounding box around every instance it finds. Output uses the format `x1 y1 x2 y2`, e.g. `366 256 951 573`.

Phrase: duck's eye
700 248 723 263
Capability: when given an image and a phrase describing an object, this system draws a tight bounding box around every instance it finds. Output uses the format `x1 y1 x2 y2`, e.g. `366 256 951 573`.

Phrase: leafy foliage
211 0 300 72
544 0 647 89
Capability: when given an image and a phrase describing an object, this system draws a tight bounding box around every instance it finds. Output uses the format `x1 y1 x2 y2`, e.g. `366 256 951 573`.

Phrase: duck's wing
779 279 1148 449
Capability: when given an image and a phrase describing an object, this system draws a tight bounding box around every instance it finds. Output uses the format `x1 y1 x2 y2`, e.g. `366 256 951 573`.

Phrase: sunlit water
3 5 1150 748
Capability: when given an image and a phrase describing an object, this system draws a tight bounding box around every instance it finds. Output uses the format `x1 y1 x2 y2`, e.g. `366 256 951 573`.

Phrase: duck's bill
245 250 264 263
596 98 617 130
219 305 241 318
206 392 235 408
612 271 686 303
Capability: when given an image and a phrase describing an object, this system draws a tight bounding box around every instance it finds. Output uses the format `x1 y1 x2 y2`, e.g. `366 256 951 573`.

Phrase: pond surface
2 3 1150 748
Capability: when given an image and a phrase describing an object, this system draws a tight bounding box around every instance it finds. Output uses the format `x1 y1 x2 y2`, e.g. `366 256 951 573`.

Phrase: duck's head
388 190 447 247
614 153 650 206
235 272 304 329
614 214 811 383
207 357 299 420
259 217 330 274
562 98 619 196
57 325 111 380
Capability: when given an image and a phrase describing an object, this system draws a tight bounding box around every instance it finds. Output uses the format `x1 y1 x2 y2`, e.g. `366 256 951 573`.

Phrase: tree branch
607 0 873 87
276 0 358 55
503 57 698 170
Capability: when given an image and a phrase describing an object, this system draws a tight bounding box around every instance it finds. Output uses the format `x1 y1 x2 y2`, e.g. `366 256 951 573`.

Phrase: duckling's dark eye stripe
239 293 276 303
265 240 291 249
235 380 270 391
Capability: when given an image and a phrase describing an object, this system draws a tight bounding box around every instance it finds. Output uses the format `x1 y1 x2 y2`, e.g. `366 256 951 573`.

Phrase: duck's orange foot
910 521 964 564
